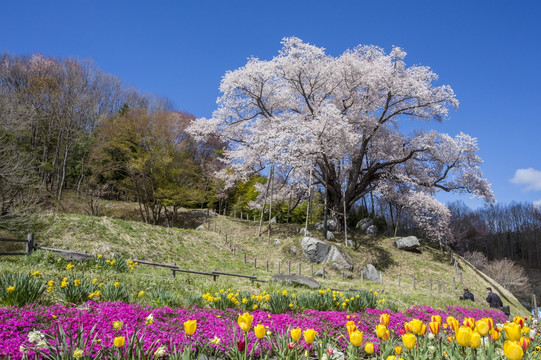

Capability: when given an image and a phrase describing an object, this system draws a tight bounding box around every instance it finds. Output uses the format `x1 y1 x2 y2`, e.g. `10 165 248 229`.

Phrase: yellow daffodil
237 312 253 332
31 270 40 277
349 330 363 347
456 326 472 347
504 323 522 342
66 263 74 271
73 348 83 359
113 336 125 348
184 319 197 335
92 278 98 284
112 321 123 330
254 324 265 339
291 327 302 342
114 282 120 287
402 333 416 350
364 342 374 354
74 279 81 287
303 329 317 344
7 286 15 293
504 340 524 360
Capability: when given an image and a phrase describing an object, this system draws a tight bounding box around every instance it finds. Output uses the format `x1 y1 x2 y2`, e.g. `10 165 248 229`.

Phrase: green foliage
148 287 179 307
57 276 98 304
102 281 130 302
268 290 295 314
0 272 46 306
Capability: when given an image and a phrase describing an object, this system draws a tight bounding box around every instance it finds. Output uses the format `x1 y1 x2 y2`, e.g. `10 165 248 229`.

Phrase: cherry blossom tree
188 37 494 241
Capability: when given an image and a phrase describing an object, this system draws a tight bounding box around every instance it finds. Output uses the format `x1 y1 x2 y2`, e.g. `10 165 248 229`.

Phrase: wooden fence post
214 223 216 231
533 294 539 318
244 252 247 264
412 275 416 290
298 263 301 276
254 258 257 269
379 273 383 284
459 271 463 284
288 261 291 275
213 269 217 282
278 261 281 274
266 260 269 272
311 264 314 277
26 233 34 256
429 278 432 291
398 273 401 287
361 271 364 283
341 270 344 281
453 277 456 289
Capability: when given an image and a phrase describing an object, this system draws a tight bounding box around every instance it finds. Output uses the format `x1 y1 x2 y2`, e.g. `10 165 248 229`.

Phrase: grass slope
1 210 530 317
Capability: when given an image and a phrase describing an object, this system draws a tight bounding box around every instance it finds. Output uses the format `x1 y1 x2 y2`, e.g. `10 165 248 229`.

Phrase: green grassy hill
0 208 527 317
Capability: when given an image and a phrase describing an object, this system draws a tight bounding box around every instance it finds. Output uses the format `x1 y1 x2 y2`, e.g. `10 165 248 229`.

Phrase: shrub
0 272 46 306
268 290 295 314
482 259 531 296
463 251 488 269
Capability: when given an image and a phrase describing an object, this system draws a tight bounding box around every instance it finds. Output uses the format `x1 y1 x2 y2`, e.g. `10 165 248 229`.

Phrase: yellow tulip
431 315 442 326
364 342 374 354
519 337 530 350
490 329 501 341
463 317 475 329
113 336 125 348
402 333 416 350
429 321 440 335
513 316 525 327
237 312 253 332
476 320 490 337
521 326 530 334
408 319 423 335
254 324 265 339
504 323 522 342
291 327 302 342
470 331 481 349
447 316 459 332
303 329 317 344
456 326 472 347
349 330 363 347
380 313 390 326
386 356 396 360
394 345 402 354
376 324 389 339
504 340 524 360
184 320 197 336
346 321 357 336
112 321 123 330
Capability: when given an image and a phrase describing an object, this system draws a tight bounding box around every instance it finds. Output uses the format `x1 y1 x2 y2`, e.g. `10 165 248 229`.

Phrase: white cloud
510 168 541 191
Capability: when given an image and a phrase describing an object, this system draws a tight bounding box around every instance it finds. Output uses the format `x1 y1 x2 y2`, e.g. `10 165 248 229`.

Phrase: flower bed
1 301 511 359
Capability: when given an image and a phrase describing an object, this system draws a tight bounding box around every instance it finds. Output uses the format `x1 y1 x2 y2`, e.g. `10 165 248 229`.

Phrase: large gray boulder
301 237 353 271
314 219 339 232
366 225 378 237
324 246 353 271
326 231 335 241
356 218 374 232
360 264 380 282
301 237 330 263
395 236 420 250
196 224 205 231
271 275 320 289
299 228 311 236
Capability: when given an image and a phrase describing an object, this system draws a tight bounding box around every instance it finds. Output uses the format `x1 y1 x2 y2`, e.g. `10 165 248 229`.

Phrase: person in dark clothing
461 288 474 301
486 287 503 308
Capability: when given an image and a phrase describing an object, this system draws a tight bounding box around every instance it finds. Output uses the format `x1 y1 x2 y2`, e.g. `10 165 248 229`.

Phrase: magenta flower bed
0 301 506 359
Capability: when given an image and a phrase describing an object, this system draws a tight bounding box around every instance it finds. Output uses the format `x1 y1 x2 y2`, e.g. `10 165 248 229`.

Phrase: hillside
1 207 528 317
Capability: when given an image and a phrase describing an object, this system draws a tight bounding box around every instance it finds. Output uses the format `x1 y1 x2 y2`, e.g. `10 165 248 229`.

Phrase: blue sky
2 0 540 208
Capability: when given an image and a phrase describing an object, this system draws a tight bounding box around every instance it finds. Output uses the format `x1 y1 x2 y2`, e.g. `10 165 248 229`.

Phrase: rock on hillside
300 237 353 271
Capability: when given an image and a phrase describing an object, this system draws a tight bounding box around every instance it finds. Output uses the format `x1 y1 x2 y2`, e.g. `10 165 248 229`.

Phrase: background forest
1 52 540 305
